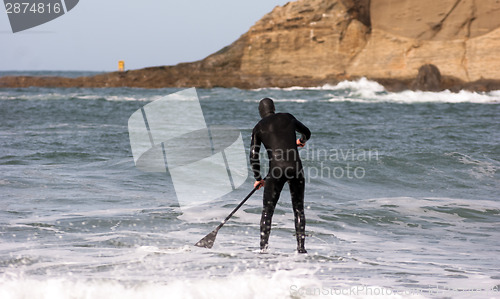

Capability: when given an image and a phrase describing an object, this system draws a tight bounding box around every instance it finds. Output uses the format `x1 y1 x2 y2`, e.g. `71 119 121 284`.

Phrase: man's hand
297 138 306 148
254 180 265 190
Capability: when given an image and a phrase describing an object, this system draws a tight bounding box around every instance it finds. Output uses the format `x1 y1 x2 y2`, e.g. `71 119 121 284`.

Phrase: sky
0 0 290 71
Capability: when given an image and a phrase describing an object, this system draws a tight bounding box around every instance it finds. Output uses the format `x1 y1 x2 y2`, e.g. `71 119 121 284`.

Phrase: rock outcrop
2 0 500 91
411 64 442 91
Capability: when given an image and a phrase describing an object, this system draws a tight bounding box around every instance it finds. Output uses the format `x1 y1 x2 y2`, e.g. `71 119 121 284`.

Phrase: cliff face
349 0 500 83
239 0 370 80
2 0 500 90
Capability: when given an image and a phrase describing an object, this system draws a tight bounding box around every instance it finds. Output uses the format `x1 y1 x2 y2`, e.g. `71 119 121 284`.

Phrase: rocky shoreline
2 0 500 92
2 67 500 92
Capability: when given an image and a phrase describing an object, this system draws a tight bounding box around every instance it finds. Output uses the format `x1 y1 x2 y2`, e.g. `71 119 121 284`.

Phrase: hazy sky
1 0 289 71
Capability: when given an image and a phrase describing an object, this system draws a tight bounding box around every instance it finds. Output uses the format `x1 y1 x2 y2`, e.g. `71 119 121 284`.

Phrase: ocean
0 73 499 298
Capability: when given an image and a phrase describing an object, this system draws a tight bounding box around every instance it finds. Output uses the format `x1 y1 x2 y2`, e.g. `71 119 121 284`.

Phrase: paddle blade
195 230 218 248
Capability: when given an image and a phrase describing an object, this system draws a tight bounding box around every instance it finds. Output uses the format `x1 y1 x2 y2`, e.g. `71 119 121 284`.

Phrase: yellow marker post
118 60 125 72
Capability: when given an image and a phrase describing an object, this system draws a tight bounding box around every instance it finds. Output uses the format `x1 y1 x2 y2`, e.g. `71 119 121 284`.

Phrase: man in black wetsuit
250 98 311 253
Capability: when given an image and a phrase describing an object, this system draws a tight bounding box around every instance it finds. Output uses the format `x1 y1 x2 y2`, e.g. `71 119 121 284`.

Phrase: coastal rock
239 0 370 80
2 0 500 91
411 64 442 91
348 0 500 84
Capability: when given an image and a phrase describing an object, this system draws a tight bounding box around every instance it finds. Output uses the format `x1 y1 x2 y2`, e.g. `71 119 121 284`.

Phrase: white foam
329 77 386 94
0 269 321 299
383 89 500 104
0 272 437 299
445 152 499 179
323 78 500 104
252 78 500 104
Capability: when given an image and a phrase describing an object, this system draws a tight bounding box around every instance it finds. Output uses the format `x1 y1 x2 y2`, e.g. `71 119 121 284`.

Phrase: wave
326 90 500 104
0 92 158 102
2 79 500 103
324 78 500 104
257 78 500 104
445 152 499 179
0 88 174 102
352 197 500 218
0 269 323 299
0 269 435 299
242 98 309 103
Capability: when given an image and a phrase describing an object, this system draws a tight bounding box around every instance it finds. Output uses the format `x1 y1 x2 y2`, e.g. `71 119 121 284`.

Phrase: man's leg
289 172 307 253
260 176 286 251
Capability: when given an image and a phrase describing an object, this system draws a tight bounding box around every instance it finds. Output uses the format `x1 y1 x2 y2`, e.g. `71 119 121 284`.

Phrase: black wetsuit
250 104 311 252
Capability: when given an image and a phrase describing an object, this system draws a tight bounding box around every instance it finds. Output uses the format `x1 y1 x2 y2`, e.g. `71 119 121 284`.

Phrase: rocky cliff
351 0 500 84
2 0 500 91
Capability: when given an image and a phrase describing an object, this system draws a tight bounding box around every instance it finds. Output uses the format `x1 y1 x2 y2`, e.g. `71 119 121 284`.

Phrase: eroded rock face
2 0 500 91
349 0 500 82
371 0 500 40
239 0 370 79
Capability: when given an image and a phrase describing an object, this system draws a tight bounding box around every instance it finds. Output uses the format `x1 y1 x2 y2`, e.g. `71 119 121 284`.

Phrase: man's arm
249 127 263 181
294 117 311 144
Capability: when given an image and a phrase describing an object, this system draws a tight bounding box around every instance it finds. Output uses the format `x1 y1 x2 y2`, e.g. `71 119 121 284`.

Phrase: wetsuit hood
259 98 275 118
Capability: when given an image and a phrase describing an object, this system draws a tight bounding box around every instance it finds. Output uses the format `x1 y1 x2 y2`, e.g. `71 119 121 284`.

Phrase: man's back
252 113 308 169
250 112 311 181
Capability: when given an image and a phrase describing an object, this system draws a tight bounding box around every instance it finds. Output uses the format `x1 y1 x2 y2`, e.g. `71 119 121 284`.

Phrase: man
250 98 311 253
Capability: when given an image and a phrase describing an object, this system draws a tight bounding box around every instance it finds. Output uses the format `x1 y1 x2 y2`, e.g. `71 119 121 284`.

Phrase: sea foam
0 270 432 299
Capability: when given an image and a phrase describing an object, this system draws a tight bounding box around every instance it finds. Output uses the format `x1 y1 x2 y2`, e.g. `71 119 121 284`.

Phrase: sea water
0 74 499 298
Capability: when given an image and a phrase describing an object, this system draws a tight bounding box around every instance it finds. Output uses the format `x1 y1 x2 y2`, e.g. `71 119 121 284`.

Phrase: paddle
195 186 260 248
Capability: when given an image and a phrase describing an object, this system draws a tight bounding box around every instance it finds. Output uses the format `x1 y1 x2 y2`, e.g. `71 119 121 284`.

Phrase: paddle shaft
195 185 260 248
214 186 259 233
